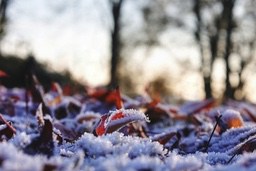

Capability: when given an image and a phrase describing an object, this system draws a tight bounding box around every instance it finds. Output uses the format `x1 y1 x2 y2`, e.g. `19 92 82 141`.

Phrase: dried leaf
53 122 78 142
235 137 256 154
42 163 57 171
76 113 100 123
0 70 8 77
41 118 53 143
54 105 68 119
88 87 123 109
144 101 170 123
0 114 16 140
218 109 244 133
51 82 63 95
36 103 45 127
67 101 81 116
228 136 256 164
152 130 177 145
178 99 215 115
95 114 109 136
24 118 54 157
94 109 149 136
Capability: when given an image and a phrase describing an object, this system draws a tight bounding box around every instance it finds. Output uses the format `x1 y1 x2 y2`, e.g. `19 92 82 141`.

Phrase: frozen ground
0 85 256 171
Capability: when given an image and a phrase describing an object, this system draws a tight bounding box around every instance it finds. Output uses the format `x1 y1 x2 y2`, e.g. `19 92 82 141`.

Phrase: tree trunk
193 0 213 98
222 0 236 99
109 0 123 88
0 0 10 55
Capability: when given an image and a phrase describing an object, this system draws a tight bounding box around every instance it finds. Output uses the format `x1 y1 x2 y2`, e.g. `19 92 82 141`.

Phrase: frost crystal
1 86 256 170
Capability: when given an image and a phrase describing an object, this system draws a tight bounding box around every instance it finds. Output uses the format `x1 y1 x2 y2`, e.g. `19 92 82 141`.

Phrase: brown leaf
0 70 8 77
24 118 54 157
94 109 149 136
178 99 215 115
53 122 78 142
0 114 16 140
36 104 45 127
152 130 177 145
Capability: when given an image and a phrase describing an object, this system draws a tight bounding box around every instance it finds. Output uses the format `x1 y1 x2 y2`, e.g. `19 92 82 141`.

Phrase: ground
0 84 256 171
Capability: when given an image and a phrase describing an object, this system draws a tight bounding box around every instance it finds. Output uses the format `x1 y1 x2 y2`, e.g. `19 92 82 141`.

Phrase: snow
209 126 256 154
1 130 256 170
10 132 31 148
2 86 256 170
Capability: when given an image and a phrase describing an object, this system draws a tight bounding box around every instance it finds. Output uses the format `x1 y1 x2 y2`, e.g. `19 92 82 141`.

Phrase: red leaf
63 84 72 96
114 86 123 110
0 70 8 77
94 109 149 136
95 114 109 136
152 130 177 145
87 87 123 109
51 82 63 95
110 112 124 121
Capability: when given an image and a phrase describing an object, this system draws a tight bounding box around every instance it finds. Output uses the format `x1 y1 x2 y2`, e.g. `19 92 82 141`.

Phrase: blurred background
0 0 256 102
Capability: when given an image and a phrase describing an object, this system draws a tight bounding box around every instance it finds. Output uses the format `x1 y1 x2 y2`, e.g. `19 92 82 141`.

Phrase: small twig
25 75 29 115
227 153 236 164
204 114 222 152
0 114 16 134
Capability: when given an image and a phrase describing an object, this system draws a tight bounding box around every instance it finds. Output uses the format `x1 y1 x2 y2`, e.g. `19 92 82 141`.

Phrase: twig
227 153 236 164
0 114 16 134
204 114 222 152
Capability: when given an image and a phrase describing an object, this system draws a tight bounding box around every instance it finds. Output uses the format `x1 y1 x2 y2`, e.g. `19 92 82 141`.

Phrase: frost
0 124 7 131
107 109 150 123
209 126 256 153
63 132 165 158
165 152 207 171
0 143 44 171
10 132 31 148
1 86 256 170
95 109 149 135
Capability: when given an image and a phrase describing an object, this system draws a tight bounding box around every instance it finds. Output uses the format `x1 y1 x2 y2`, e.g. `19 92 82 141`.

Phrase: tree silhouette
0 0 10 54
109 0 124 88
193 0 238 100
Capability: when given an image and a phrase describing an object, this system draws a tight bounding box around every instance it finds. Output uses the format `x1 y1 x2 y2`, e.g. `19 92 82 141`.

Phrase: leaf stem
204 114 222 152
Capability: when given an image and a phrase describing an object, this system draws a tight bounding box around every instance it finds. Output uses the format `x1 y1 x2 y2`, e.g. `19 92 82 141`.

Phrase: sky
2 0 111 85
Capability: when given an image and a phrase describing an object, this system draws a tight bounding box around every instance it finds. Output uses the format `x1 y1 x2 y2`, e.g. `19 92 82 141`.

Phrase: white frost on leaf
106 109 150 127
106 109 150 133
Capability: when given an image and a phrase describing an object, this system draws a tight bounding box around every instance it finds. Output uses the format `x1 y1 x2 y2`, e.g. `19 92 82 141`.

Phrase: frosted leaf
220 109 244 130
209 126 256 153
105 109 150 133
95 109 149 136
107 109 150 124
